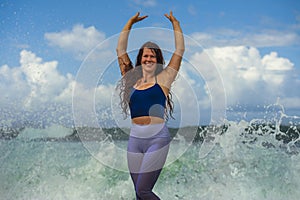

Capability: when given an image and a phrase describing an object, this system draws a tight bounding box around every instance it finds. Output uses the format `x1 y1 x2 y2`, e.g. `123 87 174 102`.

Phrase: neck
142 72 155 83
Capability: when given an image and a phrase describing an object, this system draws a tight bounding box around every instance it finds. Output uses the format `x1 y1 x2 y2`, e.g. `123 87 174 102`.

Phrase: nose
146 56 152 62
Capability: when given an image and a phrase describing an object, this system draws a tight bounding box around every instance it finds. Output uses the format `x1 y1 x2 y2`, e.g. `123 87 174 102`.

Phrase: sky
1 0 300 127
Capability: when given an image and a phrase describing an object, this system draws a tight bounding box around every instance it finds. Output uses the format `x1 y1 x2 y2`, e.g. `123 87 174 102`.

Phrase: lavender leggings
127 123 171 200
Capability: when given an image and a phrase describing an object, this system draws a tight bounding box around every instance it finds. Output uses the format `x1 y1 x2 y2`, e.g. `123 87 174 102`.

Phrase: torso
131 82 169 125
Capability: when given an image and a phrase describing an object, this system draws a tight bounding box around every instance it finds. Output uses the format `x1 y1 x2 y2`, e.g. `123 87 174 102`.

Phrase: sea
1 114 300 200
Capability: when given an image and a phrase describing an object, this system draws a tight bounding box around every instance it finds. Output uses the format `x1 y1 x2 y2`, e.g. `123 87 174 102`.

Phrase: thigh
139 137 171 173
127 136 144 173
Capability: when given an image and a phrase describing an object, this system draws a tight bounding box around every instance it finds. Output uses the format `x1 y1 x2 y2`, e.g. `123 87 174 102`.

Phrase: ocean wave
1 121 299 154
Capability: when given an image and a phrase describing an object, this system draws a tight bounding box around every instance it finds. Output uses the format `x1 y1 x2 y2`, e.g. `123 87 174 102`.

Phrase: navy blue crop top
129 81 166 119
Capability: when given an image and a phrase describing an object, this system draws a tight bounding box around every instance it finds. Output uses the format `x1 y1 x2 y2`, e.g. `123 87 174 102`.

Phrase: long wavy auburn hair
117 41 174 119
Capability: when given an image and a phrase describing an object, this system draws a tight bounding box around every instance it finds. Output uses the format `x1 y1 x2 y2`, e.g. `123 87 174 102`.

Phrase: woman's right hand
128 12 148 25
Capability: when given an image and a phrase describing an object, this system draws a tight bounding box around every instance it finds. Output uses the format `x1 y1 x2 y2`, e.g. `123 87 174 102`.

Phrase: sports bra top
129 77 166 119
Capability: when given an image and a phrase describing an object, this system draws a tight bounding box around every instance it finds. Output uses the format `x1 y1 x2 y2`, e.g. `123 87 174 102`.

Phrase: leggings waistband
130 123 169 139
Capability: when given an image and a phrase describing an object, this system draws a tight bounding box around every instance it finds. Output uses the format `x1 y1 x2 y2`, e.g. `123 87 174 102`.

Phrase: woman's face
141 47 157 73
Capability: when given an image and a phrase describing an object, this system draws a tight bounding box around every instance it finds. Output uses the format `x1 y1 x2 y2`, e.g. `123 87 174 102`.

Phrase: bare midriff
132 116 165 125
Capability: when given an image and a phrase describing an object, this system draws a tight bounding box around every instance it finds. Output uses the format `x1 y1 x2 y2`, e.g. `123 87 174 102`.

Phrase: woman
116 11 184 200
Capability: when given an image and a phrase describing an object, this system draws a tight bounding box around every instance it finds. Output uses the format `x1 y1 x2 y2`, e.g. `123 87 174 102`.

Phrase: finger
138 15 148 21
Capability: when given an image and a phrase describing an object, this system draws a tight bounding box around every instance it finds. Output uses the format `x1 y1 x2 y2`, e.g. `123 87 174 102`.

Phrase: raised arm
116 12 148 76
162 11 185 83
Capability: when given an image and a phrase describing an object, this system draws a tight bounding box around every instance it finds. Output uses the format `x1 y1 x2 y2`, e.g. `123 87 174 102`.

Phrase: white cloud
0 64 29 107
191 29 300 48
0 50 115 118
189 46 298 107
20 50 67 103
45 24 106 60
131 0 156 7
262 52 294 71
19 50 71 106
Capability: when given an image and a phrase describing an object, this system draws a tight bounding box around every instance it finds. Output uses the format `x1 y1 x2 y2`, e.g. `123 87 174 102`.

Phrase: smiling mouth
144 62 155 67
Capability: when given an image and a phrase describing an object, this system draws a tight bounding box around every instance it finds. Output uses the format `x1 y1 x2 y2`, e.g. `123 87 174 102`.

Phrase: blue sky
1 0 300 127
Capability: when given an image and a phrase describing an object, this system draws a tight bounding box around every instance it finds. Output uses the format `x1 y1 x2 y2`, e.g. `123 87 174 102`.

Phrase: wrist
128 18 138 26
172 20 180 26
123 22 133 30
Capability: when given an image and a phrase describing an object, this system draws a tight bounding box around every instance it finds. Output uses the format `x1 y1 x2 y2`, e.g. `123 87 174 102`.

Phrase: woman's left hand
164 11 179 24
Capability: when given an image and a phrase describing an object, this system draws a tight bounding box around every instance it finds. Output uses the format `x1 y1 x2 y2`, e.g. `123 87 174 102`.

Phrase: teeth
143 62 155 68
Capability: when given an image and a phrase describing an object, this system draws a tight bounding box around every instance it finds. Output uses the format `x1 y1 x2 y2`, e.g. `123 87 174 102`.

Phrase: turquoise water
0 121 299 200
